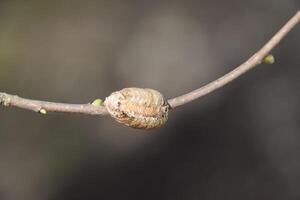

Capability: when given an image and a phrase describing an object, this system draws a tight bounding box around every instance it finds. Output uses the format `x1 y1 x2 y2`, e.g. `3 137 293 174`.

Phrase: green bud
91 99 103 106
262 54 275 64
39 108 47 114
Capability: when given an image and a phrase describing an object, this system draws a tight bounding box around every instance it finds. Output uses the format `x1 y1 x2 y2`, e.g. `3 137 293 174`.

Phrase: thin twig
0 11 299 115
168 11 300 108
0 92 108 115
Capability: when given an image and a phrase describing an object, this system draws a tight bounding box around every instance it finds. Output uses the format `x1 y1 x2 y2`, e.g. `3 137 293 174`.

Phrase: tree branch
168 11 300 108
0 11 299 115
0 92 108 115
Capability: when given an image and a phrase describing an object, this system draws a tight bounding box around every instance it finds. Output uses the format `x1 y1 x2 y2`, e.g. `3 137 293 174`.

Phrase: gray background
0 0 299 200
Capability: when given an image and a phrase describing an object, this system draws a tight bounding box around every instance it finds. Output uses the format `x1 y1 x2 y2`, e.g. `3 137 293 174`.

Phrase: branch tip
168 11 300 108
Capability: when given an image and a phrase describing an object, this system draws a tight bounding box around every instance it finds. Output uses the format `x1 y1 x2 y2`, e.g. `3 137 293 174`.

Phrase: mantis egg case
104 88 169 129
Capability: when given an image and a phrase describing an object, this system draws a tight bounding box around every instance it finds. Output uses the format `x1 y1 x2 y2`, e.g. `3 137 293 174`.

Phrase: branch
168 11 300 108
0 92 108 115
0 11 299 116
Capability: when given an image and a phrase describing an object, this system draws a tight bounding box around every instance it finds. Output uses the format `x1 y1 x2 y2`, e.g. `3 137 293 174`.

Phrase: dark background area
0 1 299 200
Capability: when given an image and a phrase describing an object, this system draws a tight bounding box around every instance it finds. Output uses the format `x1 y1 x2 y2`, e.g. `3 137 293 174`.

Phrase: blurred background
0 0 299 200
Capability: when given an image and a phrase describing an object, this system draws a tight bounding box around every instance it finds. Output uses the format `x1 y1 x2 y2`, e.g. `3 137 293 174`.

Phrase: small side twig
0 11 299 115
